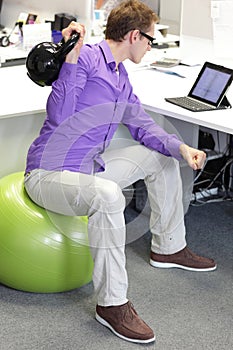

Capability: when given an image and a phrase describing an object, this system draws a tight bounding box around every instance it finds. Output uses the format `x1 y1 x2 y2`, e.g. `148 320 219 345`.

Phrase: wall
181 0 213 39
142 0 160 14
160 0 182 34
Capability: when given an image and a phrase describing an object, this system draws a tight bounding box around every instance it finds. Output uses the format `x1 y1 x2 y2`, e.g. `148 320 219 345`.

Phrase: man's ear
129 29 139 44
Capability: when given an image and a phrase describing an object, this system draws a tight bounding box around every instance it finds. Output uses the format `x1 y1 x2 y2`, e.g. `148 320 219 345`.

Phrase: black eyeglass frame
139 31 156 46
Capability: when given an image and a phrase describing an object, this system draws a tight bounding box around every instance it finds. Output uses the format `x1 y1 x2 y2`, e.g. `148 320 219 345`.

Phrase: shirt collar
99 40 128 76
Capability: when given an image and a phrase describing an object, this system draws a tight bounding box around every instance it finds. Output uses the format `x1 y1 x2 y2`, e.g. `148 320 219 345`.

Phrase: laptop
165 61 233 112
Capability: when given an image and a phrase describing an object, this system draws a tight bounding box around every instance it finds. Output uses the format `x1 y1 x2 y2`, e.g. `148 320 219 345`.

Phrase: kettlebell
26 32 80 87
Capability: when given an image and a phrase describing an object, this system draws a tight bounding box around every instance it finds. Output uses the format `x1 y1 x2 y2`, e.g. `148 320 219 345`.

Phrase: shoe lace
121 301 137 321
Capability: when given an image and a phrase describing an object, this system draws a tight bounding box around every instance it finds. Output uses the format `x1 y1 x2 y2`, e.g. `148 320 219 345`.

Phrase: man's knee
96 179 125 209
149 151 180 177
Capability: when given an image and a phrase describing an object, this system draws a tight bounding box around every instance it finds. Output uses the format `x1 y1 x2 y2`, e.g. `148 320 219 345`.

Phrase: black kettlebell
26 32 80 87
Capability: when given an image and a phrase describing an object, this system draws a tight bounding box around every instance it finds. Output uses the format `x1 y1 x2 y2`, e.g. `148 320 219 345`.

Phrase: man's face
129 24 155 64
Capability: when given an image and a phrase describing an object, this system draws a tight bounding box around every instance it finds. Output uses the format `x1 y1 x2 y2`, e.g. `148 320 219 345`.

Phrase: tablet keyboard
165 97 215 111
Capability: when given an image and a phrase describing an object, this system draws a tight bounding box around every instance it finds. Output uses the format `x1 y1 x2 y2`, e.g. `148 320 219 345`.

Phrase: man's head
105 0 159 42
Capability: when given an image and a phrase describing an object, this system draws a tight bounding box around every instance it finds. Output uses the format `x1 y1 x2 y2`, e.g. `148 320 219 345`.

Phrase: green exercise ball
0 172 93 293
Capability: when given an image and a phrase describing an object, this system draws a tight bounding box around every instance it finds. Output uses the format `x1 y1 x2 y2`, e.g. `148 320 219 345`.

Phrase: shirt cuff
170 139 184 160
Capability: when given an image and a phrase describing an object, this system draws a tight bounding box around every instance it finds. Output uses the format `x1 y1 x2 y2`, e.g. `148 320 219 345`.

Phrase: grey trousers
24 144 186 306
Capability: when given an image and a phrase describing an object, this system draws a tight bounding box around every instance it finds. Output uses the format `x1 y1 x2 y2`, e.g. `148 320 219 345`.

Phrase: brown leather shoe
150 246 217 272
95 301 155 344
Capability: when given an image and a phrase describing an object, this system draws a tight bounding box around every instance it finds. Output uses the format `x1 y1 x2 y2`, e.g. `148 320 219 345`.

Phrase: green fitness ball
0 172 93 293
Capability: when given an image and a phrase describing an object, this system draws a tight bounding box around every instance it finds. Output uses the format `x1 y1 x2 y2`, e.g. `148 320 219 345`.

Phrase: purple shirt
25 40 183 174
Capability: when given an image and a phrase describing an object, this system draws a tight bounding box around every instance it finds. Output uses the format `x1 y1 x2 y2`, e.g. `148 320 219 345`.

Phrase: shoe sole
95 312 155 344
150 259 217 272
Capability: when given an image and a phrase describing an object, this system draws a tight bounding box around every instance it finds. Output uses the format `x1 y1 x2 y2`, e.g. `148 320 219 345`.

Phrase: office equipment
54 13 77 31
165 61 233 112
151 57 181 68
22 22 52 50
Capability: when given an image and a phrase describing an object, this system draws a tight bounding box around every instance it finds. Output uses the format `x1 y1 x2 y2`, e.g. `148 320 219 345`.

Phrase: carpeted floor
0 200 232 350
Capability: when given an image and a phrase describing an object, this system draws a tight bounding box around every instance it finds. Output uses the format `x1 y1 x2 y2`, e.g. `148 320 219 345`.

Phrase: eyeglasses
139 31 156 47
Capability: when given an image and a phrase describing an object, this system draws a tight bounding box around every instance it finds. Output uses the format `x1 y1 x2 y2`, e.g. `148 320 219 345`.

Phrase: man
24 0 216 344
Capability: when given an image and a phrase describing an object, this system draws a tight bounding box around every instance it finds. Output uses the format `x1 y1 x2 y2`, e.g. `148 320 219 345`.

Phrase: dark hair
105 0 159 41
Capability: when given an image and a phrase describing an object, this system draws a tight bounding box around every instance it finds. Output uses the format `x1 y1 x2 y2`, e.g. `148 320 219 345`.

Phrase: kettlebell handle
57 32 80 59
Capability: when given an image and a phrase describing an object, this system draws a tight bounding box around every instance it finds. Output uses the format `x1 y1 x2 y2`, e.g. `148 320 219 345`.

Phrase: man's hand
62 22 86 64
179 144 206 170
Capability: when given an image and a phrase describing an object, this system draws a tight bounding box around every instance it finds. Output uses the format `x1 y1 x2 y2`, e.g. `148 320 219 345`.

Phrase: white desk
0 65 50 178
126 35 233 137
121 35 233 160
0 44 28 66
128 64 233 135
0 36 233 180
0 65 50 119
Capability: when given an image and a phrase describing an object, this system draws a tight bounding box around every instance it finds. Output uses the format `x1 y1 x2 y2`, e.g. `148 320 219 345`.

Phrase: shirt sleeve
122 84 183 160
46 46 92 125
